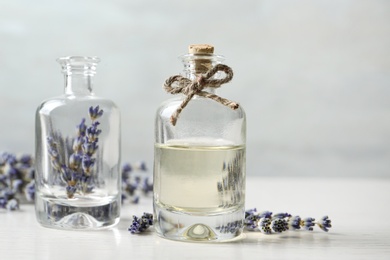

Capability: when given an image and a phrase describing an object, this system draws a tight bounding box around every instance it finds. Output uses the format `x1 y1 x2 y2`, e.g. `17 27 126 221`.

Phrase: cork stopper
188 44 214 55
188 44 214 73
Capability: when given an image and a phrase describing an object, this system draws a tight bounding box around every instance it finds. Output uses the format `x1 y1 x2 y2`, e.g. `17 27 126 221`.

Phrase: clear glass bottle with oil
35 56 121 230
154 44 246 242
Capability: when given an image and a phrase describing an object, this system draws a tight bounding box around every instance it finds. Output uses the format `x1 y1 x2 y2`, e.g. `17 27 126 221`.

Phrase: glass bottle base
153 203 245 242
35 193 120 230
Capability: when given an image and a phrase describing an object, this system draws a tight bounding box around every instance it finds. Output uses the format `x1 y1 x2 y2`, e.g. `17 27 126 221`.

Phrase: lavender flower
69 153 82 170
128 212 154 234
0 197 7 208
136 161 147 171
317 216 332 232
122 163 132 181
141 177 153 195
245 208 258 217
259 210 273 219
288 215 302 230
258 217 272 234
271 218 289 233
1 152 34 210
71 171 82 183
76 118 87 136
89 105 104 120
6 166 18 179
60 166 72 182
80 174 93 194
47 137 59 158
82 142 98 156
47 137 62 172
244 208 261 230
3 153 17 166
122 162 152 204
66 185 77 199
82 156 95 174
86 122 102 142
19 154 33 166
25 181 35 202
12 179 23 192
273 212 292 219
72 136 85 153
302 217 316 231
6 198 19 211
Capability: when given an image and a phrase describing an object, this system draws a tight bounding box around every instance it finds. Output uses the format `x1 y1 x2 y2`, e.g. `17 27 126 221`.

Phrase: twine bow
163 64 239 126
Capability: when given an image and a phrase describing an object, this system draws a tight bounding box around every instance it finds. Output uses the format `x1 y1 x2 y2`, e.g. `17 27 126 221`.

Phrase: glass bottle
35 56 121 230
154 45 246 242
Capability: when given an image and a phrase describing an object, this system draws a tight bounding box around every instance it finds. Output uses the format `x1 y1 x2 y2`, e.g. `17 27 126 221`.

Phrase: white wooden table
1 177 389 259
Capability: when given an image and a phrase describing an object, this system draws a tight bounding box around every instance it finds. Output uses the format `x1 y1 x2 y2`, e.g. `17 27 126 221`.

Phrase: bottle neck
64 73 94 96
181 54 225 95
57 56 100 96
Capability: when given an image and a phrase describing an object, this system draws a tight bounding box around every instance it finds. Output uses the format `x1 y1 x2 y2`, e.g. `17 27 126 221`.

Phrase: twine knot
163 64 239 126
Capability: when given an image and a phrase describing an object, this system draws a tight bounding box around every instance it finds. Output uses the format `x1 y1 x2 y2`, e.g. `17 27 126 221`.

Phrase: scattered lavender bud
288 215 302 230
25 181 35 202
6 199 19 211
258 217 272 234
1 152 35 210
302 217 316 231
259 211 273 219
317 216 332 232
142 177 153 195
0 197 7 208
19 154 33 166
121 161 152 204
128 212 154 234
271 218 289 233
12 179 23 192
244 208 261 231
273 212 292 219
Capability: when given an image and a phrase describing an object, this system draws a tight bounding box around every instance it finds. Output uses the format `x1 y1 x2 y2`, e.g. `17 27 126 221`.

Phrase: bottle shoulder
156 96 245 119
37 95 119 115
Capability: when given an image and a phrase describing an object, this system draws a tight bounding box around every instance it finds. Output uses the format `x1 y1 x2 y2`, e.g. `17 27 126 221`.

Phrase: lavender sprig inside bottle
46 105 103 198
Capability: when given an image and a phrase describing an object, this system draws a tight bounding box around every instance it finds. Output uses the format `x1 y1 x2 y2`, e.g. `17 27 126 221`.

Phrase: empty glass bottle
35 56 121 230
154 45 246 242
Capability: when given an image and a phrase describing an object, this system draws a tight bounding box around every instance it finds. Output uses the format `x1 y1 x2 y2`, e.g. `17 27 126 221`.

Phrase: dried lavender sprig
244 208 331 234
121 162 152 204
128 212 154 234
47 106 103 198
0 152 34 210
129 210 332 235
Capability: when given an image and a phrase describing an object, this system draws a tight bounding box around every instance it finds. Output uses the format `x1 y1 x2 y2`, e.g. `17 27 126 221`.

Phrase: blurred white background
0 0 389 177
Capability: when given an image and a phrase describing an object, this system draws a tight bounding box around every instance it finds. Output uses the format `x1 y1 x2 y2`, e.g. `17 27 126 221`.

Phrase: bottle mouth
57 56 100 75
179 53 225 63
